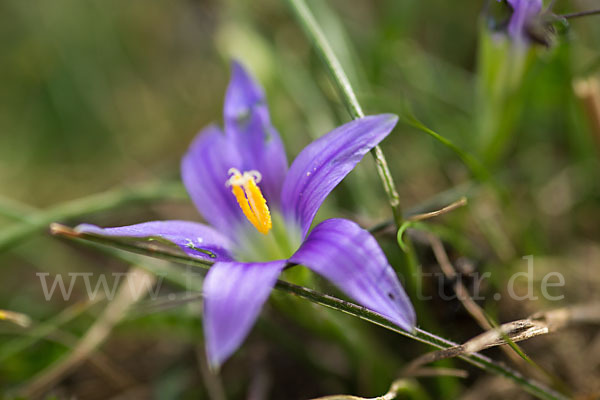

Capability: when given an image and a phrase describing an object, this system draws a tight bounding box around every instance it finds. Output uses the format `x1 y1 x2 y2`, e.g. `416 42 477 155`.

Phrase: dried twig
50 223 569 400
423 232 536 371
425 233 491 329
402 303 600 375
310 379 422 400
5 325 137 391
18 267 155 398
196 347 227 400
573 78 600 152
0 309 32 328
403 367 468 379
408 197 468 222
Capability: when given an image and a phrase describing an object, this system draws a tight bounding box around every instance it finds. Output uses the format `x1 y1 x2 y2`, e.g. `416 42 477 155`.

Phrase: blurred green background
1 0 599 398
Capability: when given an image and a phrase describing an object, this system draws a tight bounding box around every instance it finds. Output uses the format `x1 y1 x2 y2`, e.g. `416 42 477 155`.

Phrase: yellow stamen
226 169 272 234
231 184 260 228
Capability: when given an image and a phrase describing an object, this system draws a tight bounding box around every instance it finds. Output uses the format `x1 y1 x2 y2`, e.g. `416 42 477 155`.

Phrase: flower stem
279 281 565 400
285 0 403 226
49 225 565 400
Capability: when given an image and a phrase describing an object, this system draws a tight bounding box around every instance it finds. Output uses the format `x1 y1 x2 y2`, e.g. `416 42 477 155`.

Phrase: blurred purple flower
500 0 543 42
77 61 415 367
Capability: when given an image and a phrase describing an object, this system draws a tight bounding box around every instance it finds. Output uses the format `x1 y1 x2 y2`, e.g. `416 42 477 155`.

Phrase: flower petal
280 115 398 237
181 125 245 234
223 61 288 205
289 218 415 332
203 260 286 367
75 220 234 262
505 0 542 41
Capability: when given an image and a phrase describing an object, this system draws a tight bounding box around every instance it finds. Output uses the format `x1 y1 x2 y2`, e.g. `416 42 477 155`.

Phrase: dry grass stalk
423 232 537 371
310 378 422 400
18 267 156 398
402 303 600 375
573 77 600 151
0 309 32 328
407 196 468 222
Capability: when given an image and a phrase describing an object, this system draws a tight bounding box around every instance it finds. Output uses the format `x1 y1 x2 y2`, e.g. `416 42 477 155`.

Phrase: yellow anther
231 184 262 229
226 169 272 234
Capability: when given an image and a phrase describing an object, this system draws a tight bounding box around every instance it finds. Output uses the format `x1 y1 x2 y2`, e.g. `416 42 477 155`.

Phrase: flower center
226 168 272 235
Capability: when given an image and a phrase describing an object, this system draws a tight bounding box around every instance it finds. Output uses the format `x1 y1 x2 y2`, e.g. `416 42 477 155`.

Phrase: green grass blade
285 0 403 225
50 225 566 400
0 182 187 253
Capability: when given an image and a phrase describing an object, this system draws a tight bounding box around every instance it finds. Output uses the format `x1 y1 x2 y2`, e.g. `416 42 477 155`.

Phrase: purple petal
504 0 542 41
181 125 245 234
75 220 234 262
289 218 415 332
203 260 286 367
223 61 288 205
280 115 398 237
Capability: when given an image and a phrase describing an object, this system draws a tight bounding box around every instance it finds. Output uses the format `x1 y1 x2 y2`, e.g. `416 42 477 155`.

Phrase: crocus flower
77 61 416 367
500 0 543 42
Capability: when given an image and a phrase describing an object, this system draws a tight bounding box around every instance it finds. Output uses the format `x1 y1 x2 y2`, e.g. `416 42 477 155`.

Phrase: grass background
1 0 599 398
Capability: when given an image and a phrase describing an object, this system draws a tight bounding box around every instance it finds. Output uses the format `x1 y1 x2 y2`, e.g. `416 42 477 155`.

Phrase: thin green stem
286 0 363 119
280 281 564 400
0 182 187 252
559 8 600 19
50 227 564 400
285 0 403 225
0 196 38 222
401 111 490 182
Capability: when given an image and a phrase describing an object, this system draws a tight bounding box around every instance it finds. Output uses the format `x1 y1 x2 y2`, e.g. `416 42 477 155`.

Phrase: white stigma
225 168 262 187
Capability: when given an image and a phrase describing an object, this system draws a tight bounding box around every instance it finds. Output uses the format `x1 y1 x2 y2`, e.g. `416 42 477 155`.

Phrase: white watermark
35 255 565 303
409 255 565 302
36 266 202 302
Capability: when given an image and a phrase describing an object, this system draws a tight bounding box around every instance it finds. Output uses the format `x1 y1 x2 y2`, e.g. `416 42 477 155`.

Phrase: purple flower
77 61 416 367
500 0 543 42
